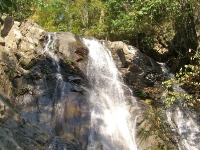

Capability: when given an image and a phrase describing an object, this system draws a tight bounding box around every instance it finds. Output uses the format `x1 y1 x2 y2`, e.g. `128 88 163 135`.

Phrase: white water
43 33 66 137
167 106 200 150
83 38 138 150
159 63 200 150
166 85 200 150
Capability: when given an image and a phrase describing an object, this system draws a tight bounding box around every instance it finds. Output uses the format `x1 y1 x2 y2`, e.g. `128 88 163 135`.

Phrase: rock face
0 19 177 150
0 20 90 149
105 41 164 89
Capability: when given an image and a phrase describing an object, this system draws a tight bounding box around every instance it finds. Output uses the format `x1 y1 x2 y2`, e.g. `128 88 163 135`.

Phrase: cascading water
166 87 200 150
159 63 200 150
43 33 66 135
43 33 68 149
167 106 200 150
83 38 138 150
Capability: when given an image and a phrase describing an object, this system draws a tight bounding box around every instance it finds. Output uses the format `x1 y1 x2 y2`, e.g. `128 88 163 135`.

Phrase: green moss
65 58 74 65
134 89 147 99
54 49 58 54
13 87 30 96
20 59 37 70
25 73 42 80
41 68 51 75
139 106 172 149
34 42 38 47
6 67 15 79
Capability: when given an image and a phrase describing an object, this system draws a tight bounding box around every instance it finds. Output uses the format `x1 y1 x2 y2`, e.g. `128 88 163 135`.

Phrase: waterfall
166 86 200 150
167 106 200 150
43 33 66 136
159 63 200 150
42 33 70 150
83 38 138 150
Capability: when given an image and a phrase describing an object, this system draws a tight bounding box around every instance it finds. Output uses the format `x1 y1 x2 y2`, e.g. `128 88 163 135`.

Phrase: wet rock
75 46 88 62
56 32 88 74
46 137 68 150
71 84 83 93
105 40 164 89
68 76 82 84
144 71 163 86
127 64 143 74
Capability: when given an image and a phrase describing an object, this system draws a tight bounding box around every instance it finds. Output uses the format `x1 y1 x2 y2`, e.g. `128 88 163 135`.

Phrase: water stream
159 63 200 150
83 38 138 150
44 33 65 135
43 33 69 149
42 34 200 150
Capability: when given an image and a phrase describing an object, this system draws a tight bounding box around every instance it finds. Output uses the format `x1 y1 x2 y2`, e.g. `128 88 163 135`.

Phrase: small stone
68 76 82 84
71 84 83 93
0 37 5 46
1 16 14 37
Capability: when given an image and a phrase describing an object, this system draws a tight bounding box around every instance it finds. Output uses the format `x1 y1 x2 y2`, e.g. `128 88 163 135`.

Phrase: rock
56 32 76 57
0 127 23 150
0 37 5 46
107 41 128 67
68 76 82 84
1 16 14 37
0 92 50 150
46 137 68 150
56 32 88 73
75 46 88 62
144 71 163 86
127 64 143 74
71 84 83 93
105 40 163 90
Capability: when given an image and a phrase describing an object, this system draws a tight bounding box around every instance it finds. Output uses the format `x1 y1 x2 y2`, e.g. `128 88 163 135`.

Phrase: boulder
1 16 14 37
0 92 50 150
105 40 164 89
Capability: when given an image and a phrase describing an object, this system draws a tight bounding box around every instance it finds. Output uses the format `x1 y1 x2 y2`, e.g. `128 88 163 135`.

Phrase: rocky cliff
0 19 177 150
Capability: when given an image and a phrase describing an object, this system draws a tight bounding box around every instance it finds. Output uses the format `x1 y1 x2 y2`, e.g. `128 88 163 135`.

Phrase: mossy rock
20 59 37 70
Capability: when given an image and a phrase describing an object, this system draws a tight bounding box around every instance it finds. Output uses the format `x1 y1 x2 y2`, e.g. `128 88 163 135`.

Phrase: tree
0 0 15 14
32 0 106 37
0 0 14 23
0 0 35 21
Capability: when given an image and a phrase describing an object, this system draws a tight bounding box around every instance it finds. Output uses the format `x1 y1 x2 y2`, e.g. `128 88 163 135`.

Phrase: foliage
105 0 180 40
19 60 37 70
0 0 15 14
0 0 35 21
12 0 35 21
162 49 200 108
40 67 51 75
13 87 30 96
1 0 199 42
29 0 199 46
65 57 73 65
134 89 147 99
139 106 172 149
5 66 15 79
31 0 106 36
25 73 42 80
162 79 193 108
